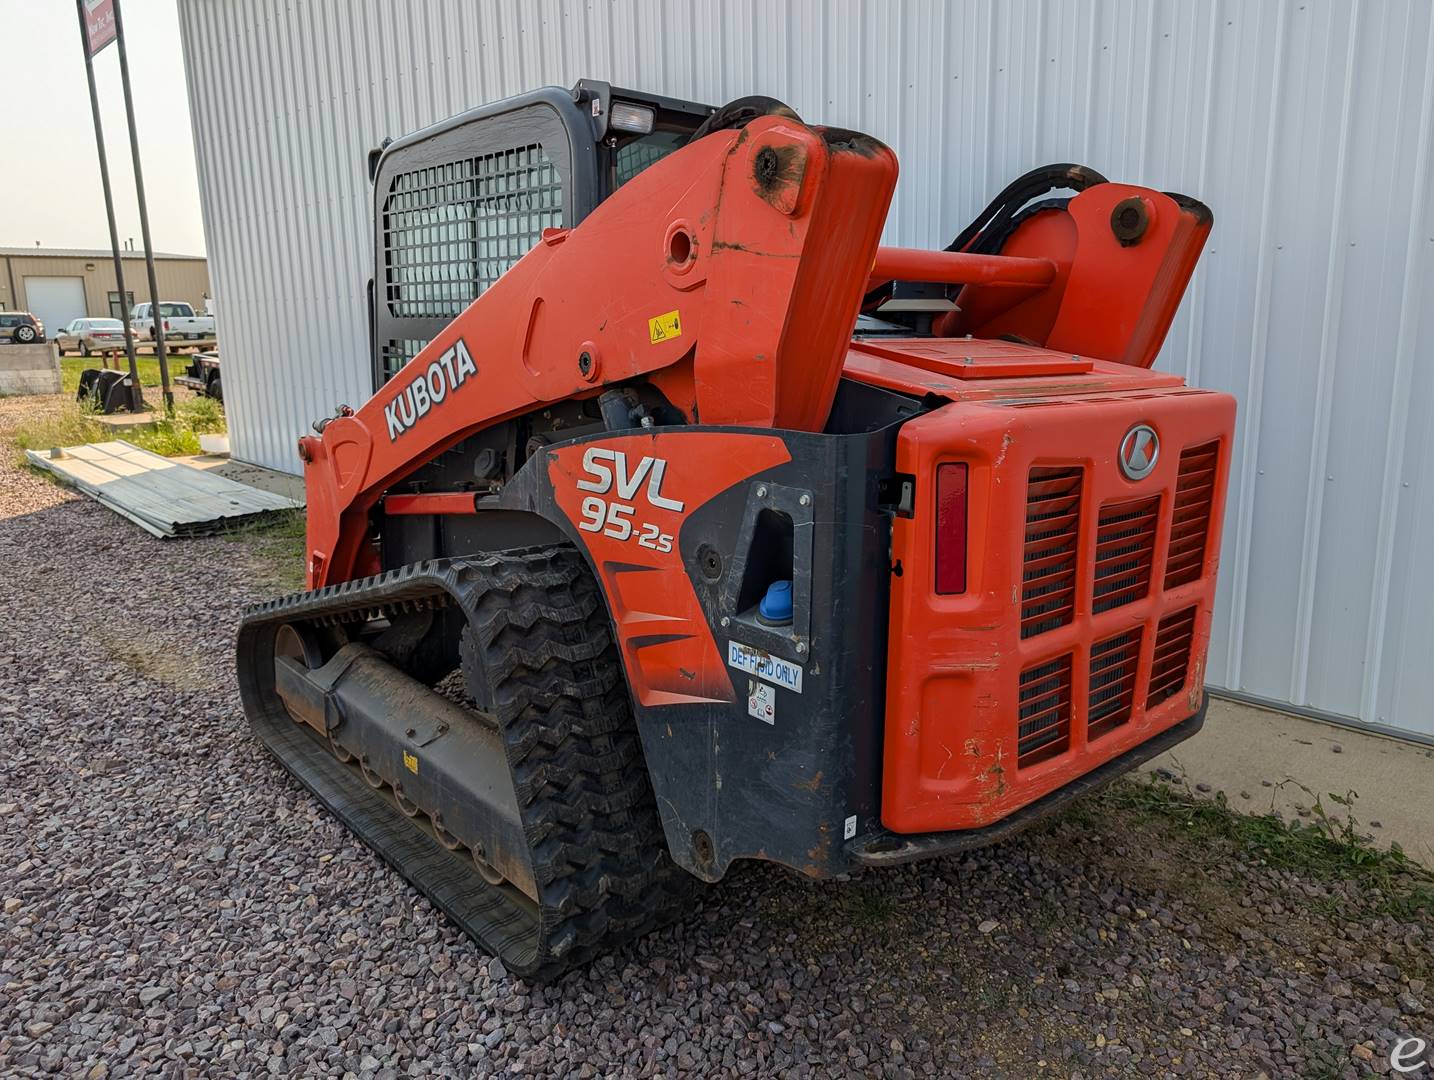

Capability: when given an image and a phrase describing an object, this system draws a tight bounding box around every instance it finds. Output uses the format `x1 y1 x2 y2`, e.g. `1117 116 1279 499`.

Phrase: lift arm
298 117 899 588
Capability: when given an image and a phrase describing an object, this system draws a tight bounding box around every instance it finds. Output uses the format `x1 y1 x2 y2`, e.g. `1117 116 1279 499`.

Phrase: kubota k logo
1119 424 1159 481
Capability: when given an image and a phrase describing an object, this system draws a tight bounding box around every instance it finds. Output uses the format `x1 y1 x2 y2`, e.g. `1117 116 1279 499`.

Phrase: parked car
0 311 44 344
129 301 216 342
53 317 127 357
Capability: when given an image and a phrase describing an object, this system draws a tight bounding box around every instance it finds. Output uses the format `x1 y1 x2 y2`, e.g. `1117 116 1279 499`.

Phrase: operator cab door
368 81 714 392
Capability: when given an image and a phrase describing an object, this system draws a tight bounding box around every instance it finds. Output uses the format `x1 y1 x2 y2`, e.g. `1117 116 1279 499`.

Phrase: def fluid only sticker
728 640 803 694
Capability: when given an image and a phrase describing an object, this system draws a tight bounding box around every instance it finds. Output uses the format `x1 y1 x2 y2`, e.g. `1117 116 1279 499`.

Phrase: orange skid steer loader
237 83 1234 980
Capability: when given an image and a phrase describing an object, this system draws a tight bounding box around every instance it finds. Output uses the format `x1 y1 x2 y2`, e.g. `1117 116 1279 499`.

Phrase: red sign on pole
84 0 116 56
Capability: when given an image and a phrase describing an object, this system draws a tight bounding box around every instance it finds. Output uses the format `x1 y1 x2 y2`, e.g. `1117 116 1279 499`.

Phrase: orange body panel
850 337 1093 380
843 341 1186 400
880 365 1234 832
546 431 790 707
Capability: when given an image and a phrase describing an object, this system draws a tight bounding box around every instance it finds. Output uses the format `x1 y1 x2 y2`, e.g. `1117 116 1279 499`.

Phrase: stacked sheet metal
26 440 302 538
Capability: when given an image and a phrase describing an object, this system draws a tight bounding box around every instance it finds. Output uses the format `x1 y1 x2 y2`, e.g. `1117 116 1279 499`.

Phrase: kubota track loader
237 82 1235 980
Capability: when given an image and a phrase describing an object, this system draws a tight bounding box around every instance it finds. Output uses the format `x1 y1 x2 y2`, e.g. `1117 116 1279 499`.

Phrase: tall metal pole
74 0 144 412
112 0 173 412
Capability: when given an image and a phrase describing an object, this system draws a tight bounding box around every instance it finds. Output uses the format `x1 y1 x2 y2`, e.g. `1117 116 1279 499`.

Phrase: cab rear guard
847 698 1207 867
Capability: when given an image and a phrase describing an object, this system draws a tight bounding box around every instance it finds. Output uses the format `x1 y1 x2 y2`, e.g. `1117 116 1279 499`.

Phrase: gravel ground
1 394 1430 1079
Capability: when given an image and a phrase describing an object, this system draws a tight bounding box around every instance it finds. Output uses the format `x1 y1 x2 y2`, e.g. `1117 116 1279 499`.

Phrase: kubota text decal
384 338 477 441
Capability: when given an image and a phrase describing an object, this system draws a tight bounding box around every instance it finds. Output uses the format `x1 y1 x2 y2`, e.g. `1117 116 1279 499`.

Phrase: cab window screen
383 143 563 325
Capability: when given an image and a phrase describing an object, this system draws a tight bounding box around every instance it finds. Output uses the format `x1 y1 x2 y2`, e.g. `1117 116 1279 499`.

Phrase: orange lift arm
298 117 898 588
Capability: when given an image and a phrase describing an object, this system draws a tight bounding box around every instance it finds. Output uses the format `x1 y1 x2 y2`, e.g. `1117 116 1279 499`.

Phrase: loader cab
368 80 715 391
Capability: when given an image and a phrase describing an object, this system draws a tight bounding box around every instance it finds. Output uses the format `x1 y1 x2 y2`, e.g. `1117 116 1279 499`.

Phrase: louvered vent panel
1018 654 1074 767
1092 497 1160 613
1021 467 1083 638
1088 629 1142 740
1147 607 1198 707
1164 441 1220 589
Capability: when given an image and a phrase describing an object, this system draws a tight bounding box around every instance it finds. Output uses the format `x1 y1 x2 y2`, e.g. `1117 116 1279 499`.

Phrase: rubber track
236 548 695 981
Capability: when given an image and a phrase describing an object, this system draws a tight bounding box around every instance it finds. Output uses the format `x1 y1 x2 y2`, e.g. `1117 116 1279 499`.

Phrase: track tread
460 548 695 974
237 545 695 982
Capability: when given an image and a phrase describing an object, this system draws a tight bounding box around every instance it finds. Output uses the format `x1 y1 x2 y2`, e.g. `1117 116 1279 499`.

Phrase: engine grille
1092 497 1160 613
1011 435 1222 770
1021 467 1083 638
1018 654 1074 766
1165 441 1220 589
1147 607 1197 707
1088 628 1142 740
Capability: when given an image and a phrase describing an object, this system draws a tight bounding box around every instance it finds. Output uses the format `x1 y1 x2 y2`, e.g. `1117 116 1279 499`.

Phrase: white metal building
176 0 1434 744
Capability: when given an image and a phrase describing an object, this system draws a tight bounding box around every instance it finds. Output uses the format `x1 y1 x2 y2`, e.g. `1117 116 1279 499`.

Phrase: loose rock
0 393 1426 1078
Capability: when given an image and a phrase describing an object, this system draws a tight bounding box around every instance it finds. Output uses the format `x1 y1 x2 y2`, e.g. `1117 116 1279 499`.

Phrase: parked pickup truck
129 301 216 342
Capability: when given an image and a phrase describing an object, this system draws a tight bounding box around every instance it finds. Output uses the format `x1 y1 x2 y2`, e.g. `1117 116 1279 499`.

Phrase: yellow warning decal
403 751 419 775
648 309 682 344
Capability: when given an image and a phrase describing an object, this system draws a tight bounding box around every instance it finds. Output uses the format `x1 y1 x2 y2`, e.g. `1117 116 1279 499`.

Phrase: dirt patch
92 624 218 692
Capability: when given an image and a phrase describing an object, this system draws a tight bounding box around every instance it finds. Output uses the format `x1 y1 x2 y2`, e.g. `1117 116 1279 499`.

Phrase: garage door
23 277 87 336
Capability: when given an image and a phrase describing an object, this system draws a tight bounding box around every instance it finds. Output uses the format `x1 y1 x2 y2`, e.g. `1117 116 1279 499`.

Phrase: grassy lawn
58 355 188 394
7 394 227 461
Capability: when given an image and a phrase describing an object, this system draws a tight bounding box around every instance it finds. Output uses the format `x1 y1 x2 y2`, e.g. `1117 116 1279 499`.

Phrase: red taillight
935 463 968 594
163 319 171 331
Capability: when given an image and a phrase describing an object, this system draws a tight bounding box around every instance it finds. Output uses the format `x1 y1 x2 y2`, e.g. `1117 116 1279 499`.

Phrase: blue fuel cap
758 580 794 625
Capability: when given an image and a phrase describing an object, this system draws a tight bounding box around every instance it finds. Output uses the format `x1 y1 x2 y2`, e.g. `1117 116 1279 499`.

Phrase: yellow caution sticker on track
403 751 419 775
648 309 682 344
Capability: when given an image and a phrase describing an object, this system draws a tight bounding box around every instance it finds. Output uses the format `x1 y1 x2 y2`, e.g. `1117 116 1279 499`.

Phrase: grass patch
7 396 226 463
848 889 900 929
223 508 308 593
124 395 227 457
6 406 105 461
1089 775 1434 919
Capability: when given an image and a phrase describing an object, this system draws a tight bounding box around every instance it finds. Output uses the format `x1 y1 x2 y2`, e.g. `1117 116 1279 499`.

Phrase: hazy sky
0 0 206 255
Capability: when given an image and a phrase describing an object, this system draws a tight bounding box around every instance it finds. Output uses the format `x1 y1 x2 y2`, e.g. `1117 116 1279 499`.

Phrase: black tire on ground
55 343 64 356
15 325 36 343
81 342 91 358
207 375 223 403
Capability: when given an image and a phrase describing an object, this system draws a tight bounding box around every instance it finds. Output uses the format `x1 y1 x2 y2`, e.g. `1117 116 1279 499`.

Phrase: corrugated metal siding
176 0 1434 741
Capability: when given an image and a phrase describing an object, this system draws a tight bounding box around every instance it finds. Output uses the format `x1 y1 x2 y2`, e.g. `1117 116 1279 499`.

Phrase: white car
129 301 216 342
53 317 128 357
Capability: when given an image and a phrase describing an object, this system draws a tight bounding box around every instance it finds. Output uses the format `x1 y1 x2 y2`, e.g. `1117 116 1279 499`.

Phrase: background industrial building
174 0 1434 745
0 247 211 330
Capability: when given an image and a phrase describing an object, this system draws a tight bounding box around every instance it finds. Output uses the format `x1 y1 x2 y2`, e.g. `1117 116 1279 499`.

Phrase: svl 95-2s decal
575 447 683 551
547 432 791 707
